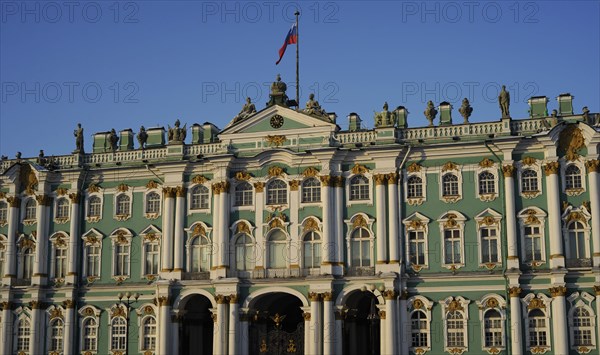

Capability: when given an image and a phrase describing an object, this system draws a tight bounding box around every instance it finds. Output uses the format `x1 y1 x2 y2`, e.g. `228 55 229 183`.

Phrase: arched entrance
343 291 381 355
249 292 304 355
179 294 214 355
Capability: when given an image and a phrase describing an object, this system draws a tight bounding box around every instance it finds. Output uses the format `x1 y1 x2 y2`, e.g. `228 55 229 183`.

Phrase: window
572 307 594 347
111 316 127 351
568 221 588 259
408 230 426 266
442 173 459 196
49 318 64 352
116 194 130 216
481 227 499 264
115 244 130 276
447 311 465 348
268 230 287 268
565 165 582 190
21 247 34 279
234 182 253 206
142 317 157 351
191 236 211 272
0 201 7 223
407 176 423 198
0 242 5 279
444 229 462 264
303 231 321 268
82 318 98 352
528 309 548 348
86 244 101 277
145 192 161 214
301 178 321 203
484 310 503 347
16 318 31 352
267 179 287 205
411 310 428 348
88 196 101 218
235 233 255 271
54 245 67 279
191 185 209 210
349 175 369 201
521 169 538 192
524 226 543 263
25 198 36 220
350 227 371 267
56 198 69 219
478 171 496 195
145 242 160 275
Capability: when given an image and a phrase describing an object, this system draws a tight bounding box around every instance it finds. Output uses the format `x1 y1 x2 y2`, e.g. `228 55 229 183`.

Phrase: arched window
267 179 287 205
478 171 496 195
82 318 98 351
303 231 321 268
85 243 101 277
483 310 503 347
565 165 582 190
22 247 34 279
350 227 371 267
572 307 593 347
25 199 37 220
302 178 321 203
87 196 101 218
16 318 31 352
56 198 70 219
191 185 209 210
235 233 254 271
268 230 287 268
446 311 465 348
568 221 588 259
144 242 160 275
528 309 548 348
142 316 157 350
442 173 459 196
145 192 161 214
349 175 369 201
411 310 428 348
522 169 538 192
0 201 8 222
115 194 130 216
407 176 423 198
234 182 253 206
191 236 211 272
49 318 64 352
111 316 127 351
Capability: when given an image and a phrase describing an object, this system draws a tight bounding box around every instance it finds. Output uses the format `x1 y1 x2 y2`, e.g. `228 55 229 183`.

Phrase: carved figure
304 93 328 118
168 119 187 143
458 98 473 123
267 74 289 107
74 123 84 153
424 101 437 126
374 102 395 127
108 129 119 151
499 85 510 118
137 126 148 149
233 97 257 123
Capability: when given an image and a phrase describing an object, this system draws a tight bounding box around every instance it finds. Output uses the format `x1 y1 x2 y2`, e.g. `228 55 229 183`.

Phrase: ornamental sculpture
498 85 510 118
168 119 187 143
233 97 257 124
267 74 289 107
137 126 148 149
304 93 328 119
458 98 473 123
423 100 437 126
374 102 395 128
74 123 84 153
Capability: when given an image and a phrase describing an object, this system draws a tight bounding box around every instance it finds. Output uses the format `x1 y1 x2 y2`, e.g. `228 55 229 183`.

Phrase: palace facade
0 89 599 355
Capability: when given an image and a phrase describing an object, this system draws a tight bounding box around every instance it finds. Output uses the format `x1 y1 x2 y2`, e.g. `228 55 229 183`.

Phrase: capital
374 174 387 185
585 159 600 174
544 161 560 176
549 286 567 297
502 164 515 178
509 287 522 298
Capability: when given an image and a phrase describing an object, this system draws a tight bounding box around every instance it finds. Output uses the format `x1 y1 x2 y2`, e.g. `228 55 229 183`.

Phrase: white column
303 310 312 355
595 287 600 355
334 177 344 276
375 175 387 265
33 196 49 283
212 186 221 275
586 162 600 266
289 181 300 269
219 183 230 269
320 177 334 274
384 291 398 355
67 193 81 283
334 309 343 355
239 311 249 355
254 183 265 271
1 302 12 355
63 300 76 355
387 174 400 263
550 287 568 355
323 293 335 355
173 187 186 273
503 166 520 269
309 293 322 355
399 293 409 355
171 317 179 354
161 189 175 272
228 295 239 355
509 287 523 355
5 198 19 279
214 295 229 355
378 304 387 355
29 302 42 355
545 163 565 268
159 297 171 355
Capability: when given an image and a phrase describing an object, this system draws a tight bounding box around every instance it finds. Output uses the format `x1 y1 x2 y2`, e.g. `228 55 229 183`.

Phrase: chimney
439 101 452 126
557 93 573 116
119 129 134 151
528 96 548 118
395 106 408 128
348 113 362 131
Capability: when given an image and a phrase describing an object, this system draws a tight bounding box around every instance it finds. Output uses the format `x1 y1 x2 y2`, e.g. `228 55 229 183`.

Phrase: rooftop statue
458 98 473 124
108 129 119 151
267 74 289 107
74 123 84 153
304 93 328 119
499 85 510 118
138 126 148 149
168 119 187 143
424 101 437 126
374 102 395 128
233 97 257 123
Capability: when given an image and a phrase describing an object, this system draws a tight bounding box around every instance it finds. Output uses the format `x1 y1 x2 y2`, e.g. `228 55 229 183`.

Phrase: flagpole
295 10 300 111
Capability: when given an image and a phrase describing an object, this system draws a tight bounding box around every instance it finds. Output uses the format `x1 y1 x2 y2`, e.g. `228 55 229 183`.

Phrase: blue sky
1 1 599 158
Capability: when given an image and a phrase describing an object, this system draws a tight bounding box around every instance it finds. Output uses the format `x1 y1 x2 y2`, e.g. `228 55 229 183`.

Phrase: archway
343 290 381 355
179 294 213 355
249 292 304 355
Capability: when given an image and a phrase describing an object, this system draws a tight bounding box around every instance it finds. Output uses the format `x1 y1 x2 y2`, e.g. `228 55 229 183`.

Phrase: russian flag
276 23 297 65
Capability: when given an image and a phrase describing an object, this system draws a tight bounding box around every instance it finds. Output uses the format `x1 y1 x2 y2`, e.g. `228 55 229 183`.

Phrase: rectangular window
524 226 542 262
408 231 426 265
115 245 130 276
447 318 465 347
235 189 253 206
528 318 547 346
86 245 100 277
481 227 499 263
54 248 67 278
444 229 462 264
145 243 159 275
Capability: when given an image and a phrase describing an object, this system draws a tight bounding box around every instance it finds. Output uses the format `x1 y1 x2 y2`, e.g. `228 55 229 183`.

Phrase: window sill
565 188 584 196
521 190 541 199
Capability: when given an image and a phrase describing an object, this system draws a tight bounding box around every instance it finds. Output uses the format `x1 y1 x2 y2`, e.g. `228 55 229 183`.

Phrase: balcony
182 271 210 280
346 266 375 277
566 258 592 269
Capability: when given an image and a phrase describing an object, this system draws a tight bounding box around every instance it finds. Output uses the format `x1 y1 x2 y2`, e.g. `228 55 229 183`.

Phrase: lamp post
117 291 140 355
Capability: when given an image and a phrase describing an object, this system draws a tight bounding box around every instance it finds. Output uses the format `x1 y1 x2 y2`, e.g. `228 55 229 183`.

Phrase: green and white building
0 88 599 355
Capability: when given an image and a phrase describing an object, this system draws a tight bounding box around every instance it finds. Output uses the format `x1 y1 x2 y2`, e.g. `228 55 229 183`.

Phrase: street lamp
117 291 140 355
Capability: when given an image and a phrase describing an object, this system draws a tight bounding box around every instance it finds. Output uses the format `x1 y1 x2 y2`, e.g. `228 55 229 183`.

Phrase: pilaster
508 287 523 355
544 161 565 268
549 285 568 355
